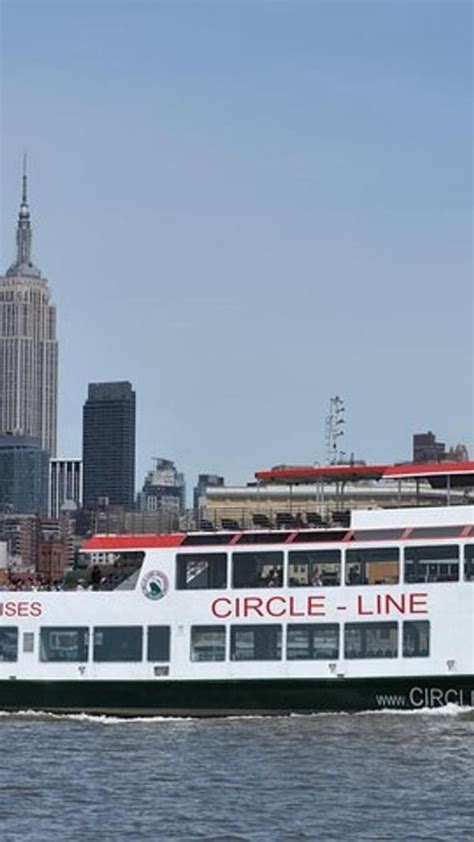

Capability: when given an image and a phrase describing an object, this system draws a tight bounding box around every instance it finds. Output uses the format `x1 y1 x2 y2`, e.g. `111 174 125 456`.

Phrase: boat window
232 551 283 588
23 632 34 653
288 550 341 587
82 551 145 591
464 545 474 581
287 624 339 660
236 532 291 545
181 534 232 546
346 548 399 586
344 622 398 659
40 627 89 662
176 553 227 590
93 626 143 662
291 530 347 543
0 628 18 662
409 526 463 539
230 625 282 661
351 529 404 542
147 626 170 662
404 545 459 583
403 621 430 658
190 626 226 662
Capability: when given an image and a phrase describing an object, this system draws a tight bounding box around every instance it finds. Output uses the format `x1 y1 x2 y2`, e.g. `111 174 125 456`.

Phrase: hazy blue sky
1 0 472 489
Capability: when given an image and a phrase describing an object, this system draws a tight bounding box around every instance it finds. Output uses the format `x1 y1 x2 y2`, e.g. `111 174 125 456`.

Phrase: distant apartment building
36 534 68 579
413 431 446 463
92 506 177 536
138 458 186 516
0 161 58 455
82 382 136 509
0 433 49 514
193 473 225 514
49 458 82 518
0 514 39 567
412 431 469 464
0 512 78 571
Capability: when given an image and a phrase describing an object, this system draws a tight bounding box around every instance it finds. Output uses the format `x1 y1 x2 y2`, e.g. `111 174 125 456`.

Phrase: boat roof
255 461 474 488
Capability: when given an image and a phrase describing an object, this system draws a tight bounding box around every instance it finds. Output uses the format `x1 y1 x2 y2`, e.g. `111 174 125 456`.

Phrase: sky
0 0 472 492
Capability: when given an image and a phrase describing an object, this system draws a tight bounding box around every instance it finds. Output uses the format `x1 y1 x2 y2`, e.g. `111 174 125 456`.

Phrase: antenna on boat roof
325 396 345 465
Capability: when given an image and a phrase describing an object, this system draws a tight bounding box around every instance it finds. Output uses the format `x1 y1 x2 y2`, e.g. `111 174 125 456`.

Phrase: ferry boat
0 462 472 716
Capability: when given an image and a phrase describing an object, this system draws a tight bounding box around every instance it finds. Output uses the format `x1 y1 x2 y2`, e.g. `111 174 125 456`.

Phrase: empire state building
0 161 58 455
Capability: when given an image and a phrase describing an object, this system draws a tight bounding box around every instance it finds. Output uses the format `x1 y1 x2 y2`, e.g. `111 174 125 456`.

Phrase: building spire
22 152 28 206
6 154 41 278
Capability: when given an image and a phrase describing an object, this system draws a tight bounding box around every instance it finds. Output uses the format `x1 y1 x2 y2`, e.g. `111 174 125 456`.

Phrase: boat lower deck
0 675 472 716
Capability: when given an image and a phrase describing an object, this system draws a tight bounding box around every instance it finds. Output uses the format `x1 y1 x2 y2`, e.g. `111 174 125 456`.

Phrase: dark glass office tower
82 382 136 509
0 433 49 514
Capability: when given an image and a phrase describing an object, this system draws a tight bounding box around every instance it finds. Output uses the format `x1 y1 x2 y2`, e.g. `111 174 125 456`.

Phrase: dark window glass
190 626 225 662
236 532 291 545
464 545 474 581
231 625 282 661
352 529 404 541
176 553 227 589
232 551 283 588
403 621 430 658
409 526 463 539
291 530 347 543
40 627 88 662
346 548 399 586
344 622 398 659
0 628 18 662
147 626 170 662
288 550 341 587
287 624 339 660
93 627 143 662
182 534 231 546
404 545 459 583
86 551 145 591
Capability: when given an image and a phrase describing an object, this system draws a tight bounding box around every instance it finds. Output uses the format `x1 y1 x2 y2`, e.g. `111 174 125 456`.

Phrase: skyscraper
0 159 58 455
82 382 136 509
0 433 49 515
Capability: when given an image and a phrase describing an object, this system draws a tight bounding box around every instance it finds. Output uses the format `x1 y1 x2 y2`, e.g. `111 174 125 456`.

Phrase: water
0 707 472 841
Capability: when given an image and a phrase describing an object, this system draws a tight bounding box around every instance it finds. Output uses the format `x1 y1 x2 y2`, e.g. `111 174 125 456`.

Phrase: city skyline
1 1 472 487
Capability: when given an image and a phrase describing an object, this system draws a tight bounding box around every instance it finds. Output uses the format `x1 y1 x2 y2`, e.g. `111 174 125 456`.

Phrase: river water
0 707 472 841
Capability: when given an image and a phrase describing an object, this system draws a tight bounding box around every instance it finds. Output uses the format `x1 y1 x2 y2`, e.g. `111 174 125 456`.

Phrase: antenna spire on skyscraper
22 152 28 207
5 153 41 279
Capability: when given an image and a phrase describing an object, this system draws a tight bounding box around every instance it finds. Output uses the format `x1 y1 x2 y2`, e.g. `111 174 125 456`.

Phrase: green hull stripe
0 676 472 716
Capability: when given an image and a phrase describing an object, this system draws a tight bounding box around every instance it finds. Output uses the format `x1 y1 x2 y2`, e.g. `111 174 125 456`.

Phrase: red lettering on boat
409 592 428 614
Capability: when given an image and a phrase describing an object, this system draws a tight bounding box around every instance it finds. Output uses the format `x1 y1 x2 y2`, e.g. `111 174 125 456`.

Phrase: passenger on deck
348 565 362 585
310 567 322 587
90 564 102 591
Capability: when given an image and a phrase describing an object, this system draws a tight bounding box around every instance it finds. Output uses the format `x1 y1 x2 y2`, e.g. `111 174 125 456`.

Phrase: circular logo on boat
141 570 169 601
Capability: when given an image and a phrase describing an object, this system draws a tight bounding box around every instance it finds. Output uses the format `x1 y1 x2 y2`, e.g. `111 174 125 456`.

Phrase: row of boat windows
0 621 429 663
176 545 474 589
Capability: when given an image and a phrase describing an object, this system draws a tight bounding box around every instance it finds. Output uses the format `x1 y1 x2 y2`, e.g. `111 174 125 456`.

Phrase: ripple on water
0 708 472 841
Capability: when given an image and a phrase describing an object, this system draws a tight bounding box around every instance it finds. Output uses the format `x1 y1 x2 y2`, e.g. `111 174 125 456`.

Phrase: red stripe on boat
82 534 185 551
